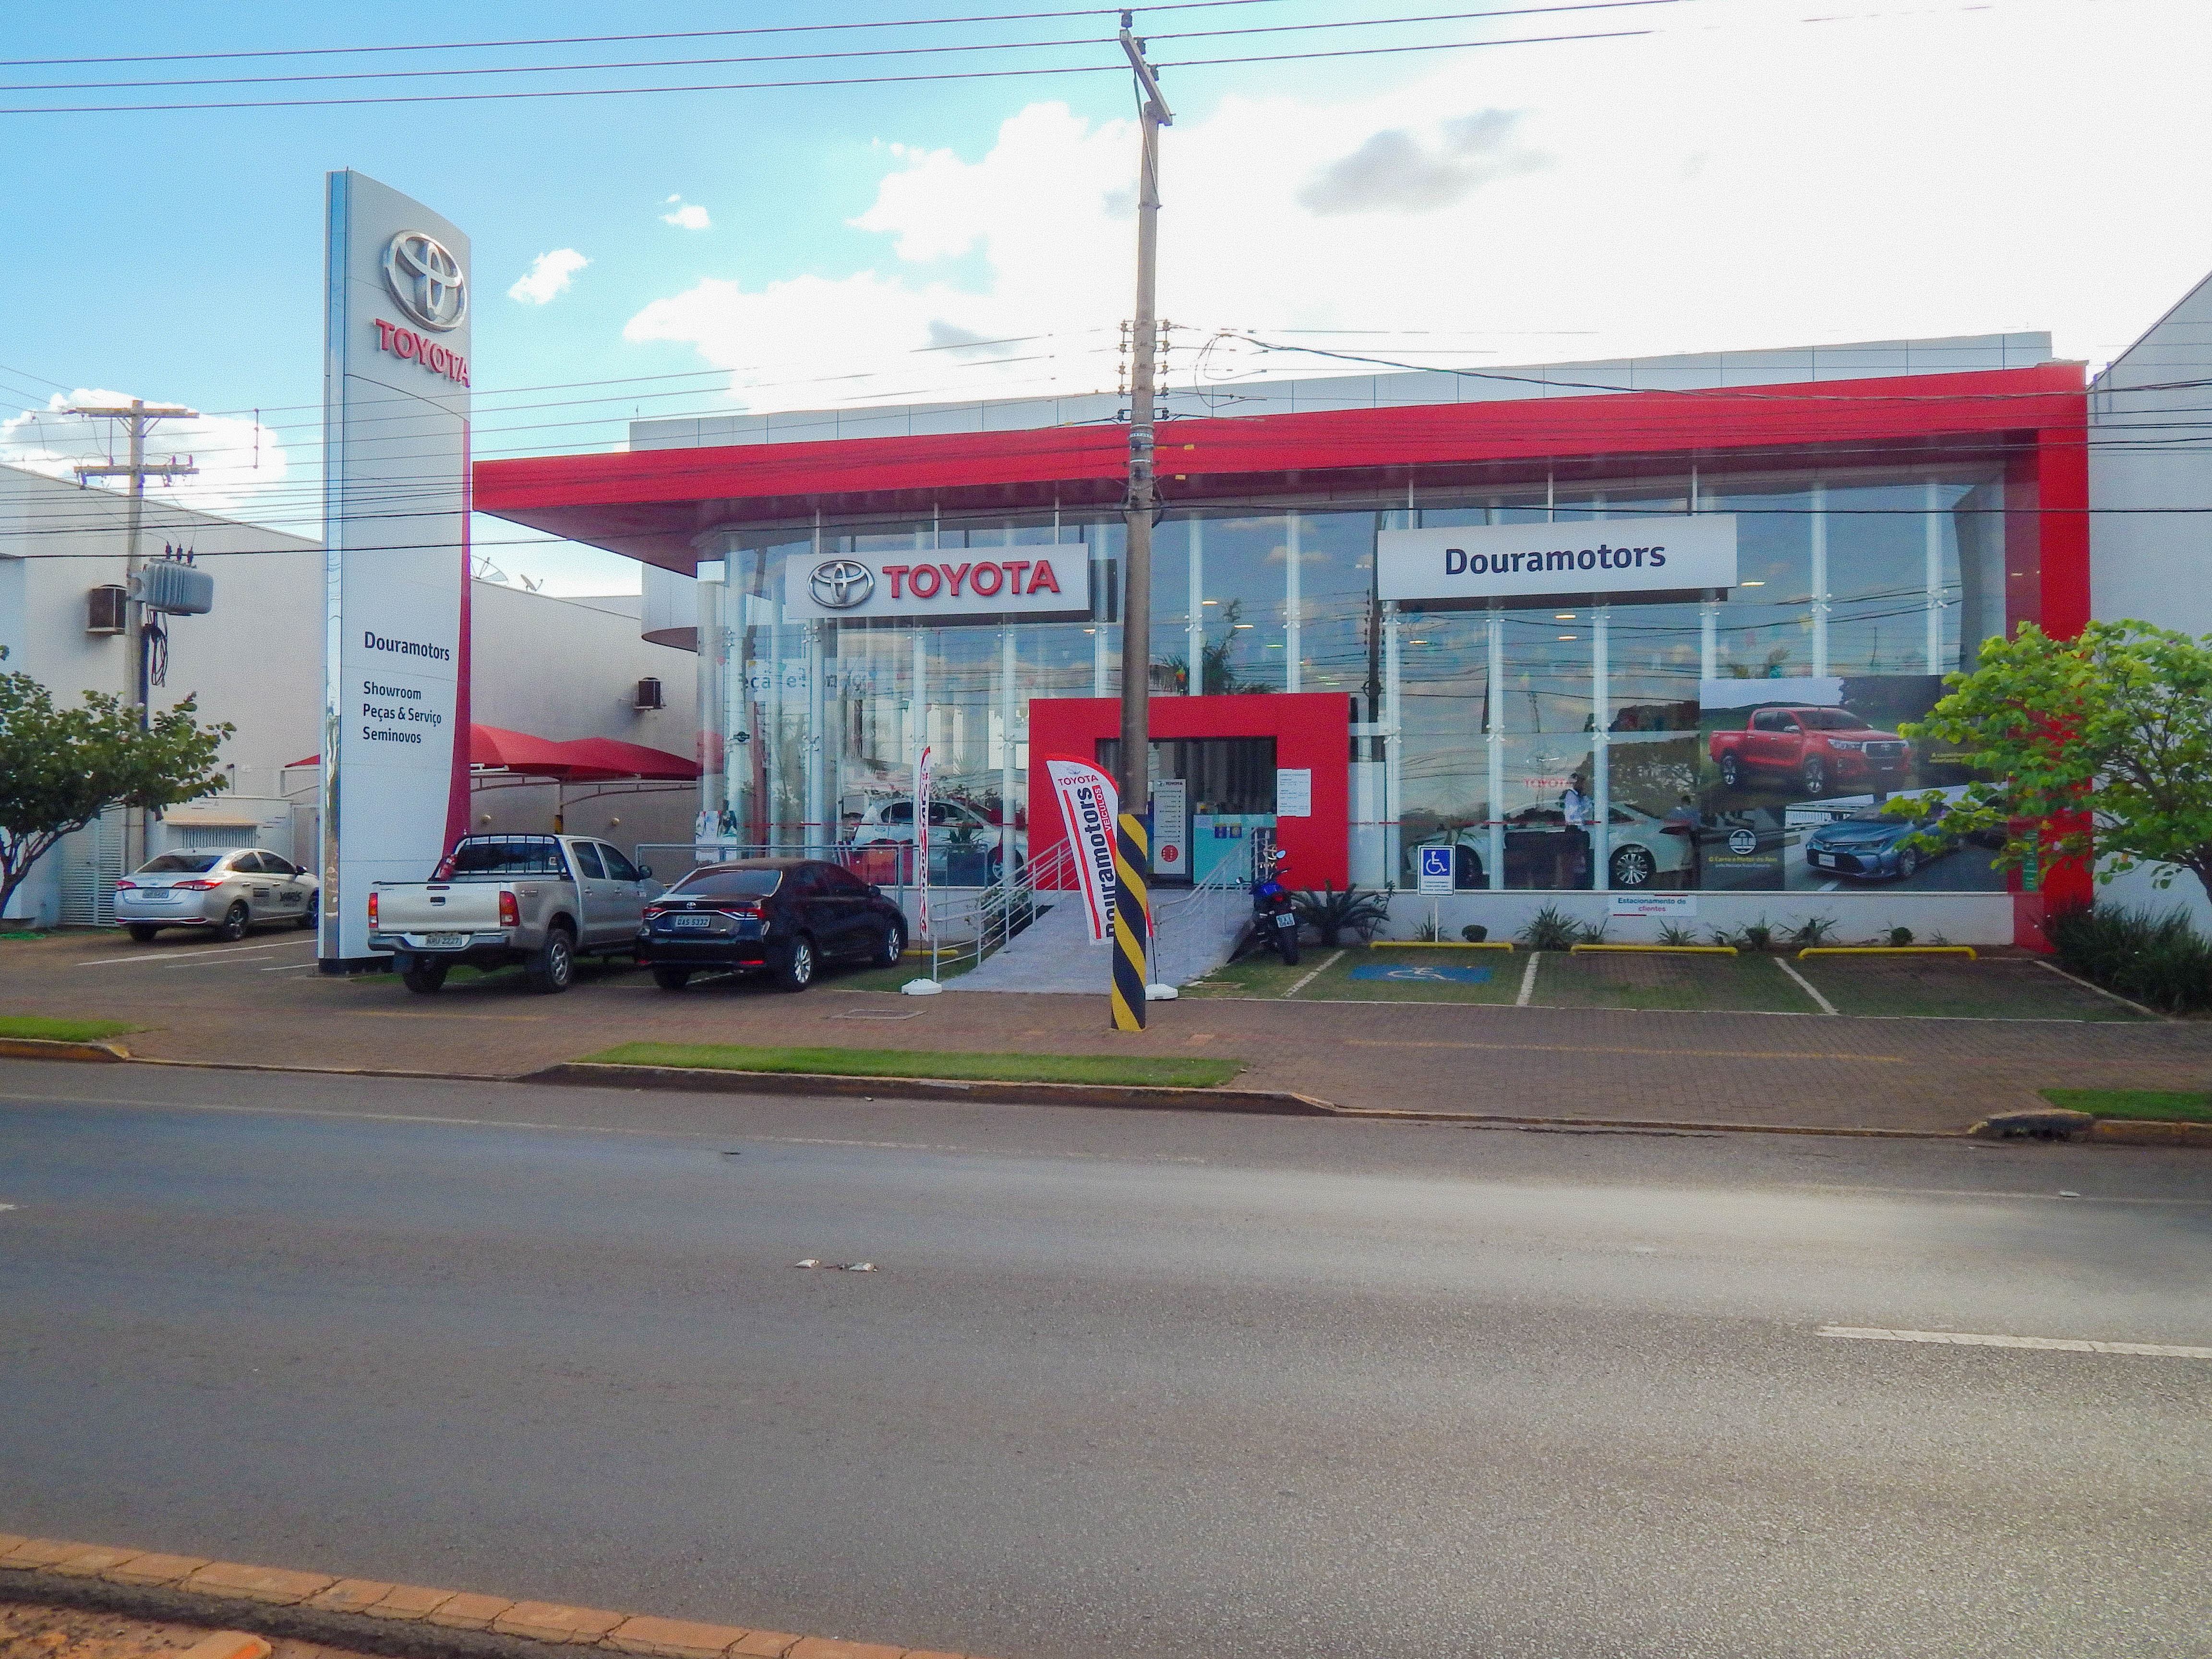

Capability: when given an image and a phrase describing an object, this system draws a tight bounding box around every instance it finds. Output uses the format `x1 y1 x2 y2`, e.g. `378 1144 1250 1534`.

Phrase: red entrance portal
1027 694 1351 890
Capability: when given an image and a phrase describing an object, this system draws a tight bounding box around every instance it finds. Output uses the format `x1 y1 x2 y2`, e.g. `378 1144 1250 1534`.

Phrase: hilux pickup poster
1695 675 2004 892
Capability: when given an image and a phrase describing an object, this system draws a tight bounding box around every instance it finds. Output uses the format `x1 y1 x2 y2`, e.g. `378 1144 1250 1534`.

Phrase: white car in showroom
115 848 318 941
848 796 1025 880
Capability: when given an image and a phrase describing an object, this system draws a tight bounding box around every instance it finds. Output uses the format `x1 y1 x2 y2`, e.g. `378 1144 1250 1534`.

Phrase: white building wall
0 464 698 922
2088 270 2212 932
465 582 698 859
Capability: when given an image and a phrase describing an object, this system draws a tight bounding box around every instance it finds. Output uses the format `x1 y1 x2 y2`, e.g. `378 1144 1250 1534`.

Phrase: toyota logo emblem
383 230 468 332
810 559 875 610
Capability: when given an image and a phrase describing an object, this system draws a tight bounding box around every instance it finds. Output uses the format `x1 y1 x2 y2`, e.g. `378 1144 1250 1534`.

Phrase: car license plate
670 914 713 928
421 932 468 948
1814 854 1833 868
1274 912 1297 928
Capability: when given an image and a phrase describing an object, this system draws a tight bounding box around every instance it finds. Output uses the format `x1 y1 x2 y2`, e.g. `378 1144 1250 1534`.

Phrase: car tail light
367 891 379 925
499 889 520 927
115 878 136 890
173 878 221 890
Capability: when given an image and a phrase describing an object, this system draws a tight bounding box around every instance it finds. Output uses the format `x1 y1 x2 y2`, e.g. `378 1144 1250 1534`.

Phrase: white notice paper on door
1275 768 1312 817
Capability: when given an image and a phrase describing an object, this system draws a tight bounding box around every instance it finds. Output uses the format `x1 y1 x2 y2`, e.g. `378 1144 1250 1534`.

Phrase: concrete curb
0 1535 980 1659
521 1060 1339 1116
0 1036 128 1063
1327 1107 1965 1140
2092 1118 2212 1147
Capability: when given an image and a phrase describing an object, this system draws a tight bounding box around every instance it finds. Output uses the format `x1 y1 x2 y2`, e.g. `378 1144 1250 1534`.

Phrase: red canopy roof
552 735 701 782
287 725 699 783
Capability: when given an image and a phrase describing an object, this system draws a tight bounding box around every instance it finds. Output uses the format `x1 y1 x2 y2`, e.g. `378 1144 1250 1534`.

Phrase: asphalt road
3 1060 2208 1659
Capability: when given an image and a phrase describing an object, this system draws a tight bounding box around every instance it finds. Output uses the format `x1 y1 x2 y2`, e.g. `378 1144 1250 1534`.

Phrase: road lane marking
1820 1325 2212 1359
74 941 305 968
1345 1037 1906 1062
1283 950 1342 998
1775 956 1839 1016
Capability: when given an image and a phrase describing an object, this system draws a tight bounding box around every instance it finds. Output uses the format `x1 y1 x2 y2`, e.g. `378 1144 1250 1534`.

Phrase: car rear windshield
436 837 569 878
1799 709 1873 731
138 853 224 873
671 868 784 899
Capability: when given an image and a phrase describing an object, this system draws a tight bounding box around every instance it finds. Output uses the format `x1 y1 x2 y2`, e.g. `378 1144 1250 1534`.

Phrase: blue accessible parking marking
1349 963 1492 984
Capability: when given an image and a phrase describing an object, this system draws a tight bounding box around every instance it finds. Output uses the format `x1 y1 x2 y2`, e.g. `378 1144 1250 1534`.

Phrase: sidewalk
7 929 2212 1134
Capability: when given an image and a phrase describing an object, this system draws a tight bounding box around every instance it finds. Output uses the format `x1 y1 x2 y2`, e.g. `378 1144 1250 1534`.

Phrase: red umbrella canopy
552 735 701 781
285 727 696 782
471 724 589 778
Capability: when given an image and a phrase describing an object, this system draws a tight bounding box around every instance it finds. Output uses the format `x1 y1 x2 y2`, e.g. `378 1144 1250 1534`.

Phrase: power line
1 4 1681 92
0 26 1655 114
0 0 1297 68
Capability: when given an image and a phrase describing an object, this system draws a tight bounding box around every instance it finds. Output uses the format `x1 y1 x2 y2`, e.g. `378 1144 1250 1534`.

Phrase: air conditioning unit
633 676 665 711
86 586 128 634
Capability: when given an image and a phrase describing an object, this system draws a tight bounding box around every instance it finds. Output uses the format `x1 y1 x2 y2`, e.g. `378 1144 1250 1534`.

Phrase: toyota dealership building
474 267 2212 950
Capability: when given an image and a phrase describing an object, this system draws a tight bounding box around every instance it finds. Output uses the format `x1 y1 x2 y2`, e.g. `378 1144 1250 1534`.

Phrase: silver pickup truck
368 834 657 995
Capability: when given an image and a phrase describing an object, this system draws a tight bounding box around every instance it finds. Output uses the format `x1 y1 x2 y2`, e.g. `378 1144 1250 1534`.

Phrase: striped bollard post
1110 812 1150 1031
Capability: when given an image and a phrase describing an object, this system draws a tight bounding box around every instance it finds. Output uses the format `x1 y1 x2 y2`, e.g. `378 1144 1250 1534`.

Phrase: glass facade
694 458 2014 893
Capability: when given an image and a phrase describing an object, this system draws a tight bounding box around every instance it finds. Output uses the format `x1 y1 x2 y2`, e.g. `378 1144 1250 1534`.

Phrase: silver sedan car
116 848 319 942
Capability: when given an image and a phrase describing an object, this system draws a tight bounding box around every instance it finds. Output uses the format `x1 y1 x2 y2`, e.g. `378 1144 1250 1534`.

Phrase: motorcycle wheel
1275 925 1301 967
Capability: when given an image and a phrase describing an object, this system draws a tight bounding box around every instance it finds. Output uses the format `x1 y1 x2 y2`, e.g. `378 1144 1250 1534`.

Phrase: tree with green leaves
1894 620 2212 904
0 647 235 923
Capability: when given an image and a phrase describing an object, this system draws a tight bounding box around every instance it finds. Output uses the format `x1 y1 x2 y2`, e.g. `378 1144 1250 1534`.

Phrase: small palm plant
1291 884 1391 947
1517 904 1587 950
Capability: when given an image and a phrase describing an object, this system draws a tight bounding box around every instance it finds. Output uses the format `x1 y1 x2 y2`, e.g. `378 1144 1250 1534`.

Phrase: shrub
1518 904 1594 950
1461 923 1490 943
1656 922 1700 947
1714 917 1777 951
2046 904 2212 1013
1291 884 1390 947
1787 915 1841 949
1413 915 1443 942
1881 926 1915 949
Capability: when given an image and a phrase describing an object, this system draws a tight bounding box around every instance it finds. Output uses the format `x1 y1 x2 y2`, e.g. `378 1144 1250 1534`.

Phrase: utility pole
72 399 198 712
1108 15 1171 1033
1116 16 1170 812
72 399 197 870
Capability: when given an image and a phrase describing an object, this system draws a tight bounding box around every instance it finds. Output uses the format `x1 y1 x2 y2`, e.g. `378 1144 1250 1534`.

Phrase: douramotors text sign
321 170 472 967
1377 516 1737 608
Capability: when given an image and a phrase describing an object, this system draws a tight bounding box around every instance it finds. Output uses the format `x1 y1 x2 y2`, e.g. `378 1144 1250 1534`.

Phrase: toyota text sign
781 546 1091 623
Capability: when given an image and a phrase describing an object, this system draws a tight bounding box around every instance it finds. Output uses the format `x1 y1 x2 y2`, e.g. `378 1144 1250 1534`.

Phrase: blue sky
5 0 2211 591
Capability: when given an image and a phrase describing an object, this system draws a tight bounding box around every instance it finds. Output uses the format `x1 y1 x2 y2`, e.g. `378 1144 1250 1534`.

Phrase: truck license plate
422 932 468 948
670 914 713 928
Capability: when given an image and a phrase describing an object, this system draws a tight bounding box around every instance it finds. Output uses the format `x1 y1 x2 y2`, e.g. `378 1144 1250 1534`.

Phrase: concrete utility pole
71 399 198 713
1116 17 1170 810
1108 16 1172 1034
72 399 197 873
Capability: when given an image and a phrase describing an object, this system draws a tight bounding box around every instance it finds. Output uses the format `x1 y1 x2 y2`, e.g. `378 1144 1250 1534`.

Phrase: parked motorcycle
1250 848 1301 966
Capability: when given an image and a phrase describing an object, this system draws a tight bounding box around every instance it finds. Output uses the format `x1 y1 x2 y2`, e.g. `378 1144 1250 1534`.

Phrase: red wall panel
1027 694 1350 891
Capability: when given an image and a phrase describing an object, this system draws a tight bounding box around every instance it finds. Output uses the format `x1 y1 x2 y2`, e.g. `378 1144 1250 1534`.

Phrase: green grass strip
2042 1088 2212 1124
581 1041 1244 1089
0 1015 136 1042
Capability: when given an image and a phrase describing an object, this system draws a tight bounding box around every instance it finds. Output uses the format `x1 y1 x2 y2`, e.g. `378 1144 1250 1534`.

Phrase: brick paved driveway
6 929 2211 1133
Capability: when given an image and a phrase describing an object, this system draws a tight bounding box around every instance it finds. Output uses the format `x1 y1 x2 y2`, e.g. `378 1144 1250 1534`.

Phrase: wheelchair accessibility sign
1418 845 1455 895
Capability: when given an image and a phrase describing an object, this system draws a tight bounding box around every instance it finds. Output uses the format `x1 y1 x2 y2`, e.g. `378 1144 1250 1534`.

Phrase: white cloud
661 198 711 230
624 0 2212 409
0 391 290 521
508 248 589 305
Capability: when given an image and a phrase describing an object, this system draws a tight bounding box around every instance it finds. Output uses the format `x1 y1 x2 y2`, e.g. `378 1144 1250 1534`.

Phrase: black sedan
636 858 908 992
